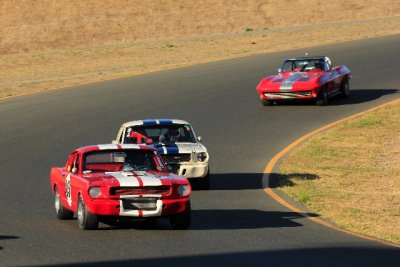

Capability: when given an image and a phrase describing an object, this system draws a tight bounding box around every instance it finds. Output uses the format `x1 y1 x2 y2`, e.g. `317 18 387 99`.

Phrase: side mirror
197 136 202 142
71 167 78 174
277 68 282 73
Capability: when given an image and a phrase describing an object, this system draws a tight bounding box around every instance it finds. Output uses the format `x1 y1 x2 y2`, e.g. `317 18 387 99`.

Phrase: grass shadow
276 173 320 187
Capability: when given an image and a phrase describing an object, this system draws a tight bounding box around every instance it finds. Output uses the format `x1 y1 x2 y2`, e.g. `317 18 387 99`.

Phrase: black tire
339 76 350 98
54 186 74 220
77 195 98 230
261 99 273 106
198 171 210 190
316 86 329 106
170 200 191 230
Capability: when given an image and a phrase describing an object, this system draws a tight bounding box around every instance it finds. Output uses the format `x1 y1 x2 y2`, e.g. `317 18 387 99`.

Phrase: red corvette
50 144 191 230
256 56 351 106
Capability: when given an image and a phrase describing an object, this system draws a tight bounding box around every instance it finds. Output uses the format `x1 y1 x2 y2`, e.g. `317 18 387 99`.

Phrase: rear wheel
340 76 350 98
316 86 329 106
54 187 74 220
261 99 273 106
77 195 98 230
170 201 191 230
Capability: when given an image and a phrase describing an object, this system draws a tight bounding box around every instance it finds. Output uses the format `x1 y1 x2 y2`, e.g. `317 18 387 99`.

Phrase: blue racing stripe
158 119 173 125
155 147 164 154
142 120 158 125
165 145 179 154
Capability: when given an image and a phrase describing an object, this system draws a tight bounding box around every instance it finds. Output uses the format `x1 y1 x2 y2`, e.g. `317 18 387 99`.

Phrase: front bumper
85 197 190 217
260 90 318 100
176 162 209 179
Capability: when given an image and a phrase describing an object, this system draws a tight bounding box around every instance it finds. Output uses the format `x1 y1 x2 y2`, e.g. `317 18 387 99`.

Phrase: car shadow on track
199 172 319 191
329 88 399 106
262 88 398 106
198 172 264 191
189 209 315 230
98 209 315 231
95 172 319 231
0 235 20 251
36 246 400 267
0 235 19 241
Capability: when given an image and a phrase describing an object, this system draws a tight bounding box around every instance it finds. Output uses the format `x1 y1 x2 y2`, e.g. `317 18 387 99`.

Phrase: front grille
121 197 158 211
265 91 312 98
162 153 191 164
110 186 171 196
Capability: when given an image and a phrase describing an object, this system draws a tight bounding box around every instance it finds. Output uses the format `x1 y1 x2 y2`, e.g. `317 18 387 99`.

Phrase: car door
329 67 342 94
59 153 79 209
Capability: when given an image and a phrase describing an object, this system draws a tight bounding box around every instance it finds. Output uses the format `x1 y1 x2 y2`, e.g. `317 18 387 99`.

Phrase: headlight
197 152 208 162
177 184 190 196
89 187 101 198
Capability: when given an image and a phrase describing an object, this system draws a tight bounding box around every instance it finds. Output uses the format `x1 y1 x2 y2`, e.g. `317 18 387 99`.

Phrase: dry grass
278 100 400 245
2 0 400 54
1 1 400 98
1 16 400 98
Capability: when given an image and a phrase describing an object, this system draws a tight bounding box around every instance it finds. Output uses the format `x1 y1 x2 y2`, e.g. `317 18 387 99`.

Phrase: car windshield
124 124 197 144
282 59 325 72
83 149 165 173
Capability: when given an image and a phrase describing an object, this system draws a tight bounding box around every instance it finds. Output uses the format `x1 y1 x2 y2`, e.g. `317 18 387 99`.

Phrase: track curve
0 35 399 266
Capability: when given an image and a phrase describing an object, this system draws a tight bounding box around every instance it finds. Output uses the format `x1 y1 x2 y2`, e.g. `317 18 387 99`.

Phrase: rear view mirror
277 68 282 73
197 136 202 142
71 167 78 174
166 164 173 172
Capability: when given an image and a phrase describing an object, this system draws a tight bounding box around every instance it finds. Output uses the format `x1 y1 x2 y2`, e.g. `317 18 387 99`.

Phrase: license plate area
122 197 158 211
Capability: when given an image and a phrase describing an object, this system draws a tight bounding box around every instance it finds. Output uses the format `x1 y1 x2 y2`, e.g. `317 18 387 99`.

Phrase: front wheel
170 201 191 230
54 187 74 220
316 87 329 106
77 195 98 230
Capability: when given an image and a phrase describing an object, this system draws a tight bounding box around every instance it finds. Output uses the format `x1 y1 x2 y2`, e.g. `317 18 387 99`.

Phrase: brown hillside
1 0 400 54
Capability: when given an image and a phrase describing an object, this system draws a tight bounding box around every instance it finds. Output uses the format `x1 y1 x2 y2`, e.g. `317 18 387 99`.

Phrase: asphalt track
0 35 399 267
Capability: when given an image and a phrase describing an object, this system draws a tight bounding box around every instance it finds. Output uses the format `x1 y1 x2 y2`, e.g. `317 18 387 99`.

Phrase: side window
115 127 125 144
325 57 332 70
71 155 80 174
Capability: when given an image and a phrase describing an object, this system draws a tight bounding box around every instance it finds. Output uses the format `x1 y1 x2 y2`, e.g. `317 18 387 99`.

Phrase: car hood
153 142 207 155
84 171 187 187
257 71 324 92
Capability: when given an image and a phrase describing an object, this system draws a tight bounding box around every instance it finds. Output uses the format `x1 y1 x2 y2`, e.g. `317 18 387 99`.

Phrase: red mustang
256 56 351 106
50 144 191 230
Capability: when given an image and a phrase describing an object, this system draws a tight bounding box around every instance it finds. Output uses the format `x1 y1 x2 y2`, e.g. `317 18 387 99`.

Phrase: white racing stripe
108 172 164 217
97 144 119 150
135 172 163 186
108 172 163 187
108 172 140 187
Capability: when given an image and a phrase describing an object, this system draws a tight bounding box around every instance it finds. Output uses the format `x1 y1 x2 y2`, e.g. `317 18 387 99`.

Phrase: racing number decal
65 174 72 206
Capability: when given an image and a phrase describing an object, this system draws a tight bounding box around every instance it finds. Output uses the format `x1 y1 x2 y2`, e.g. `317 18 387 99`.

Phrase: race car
112 119 210 189
256 56 351 106
50 144 191 230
